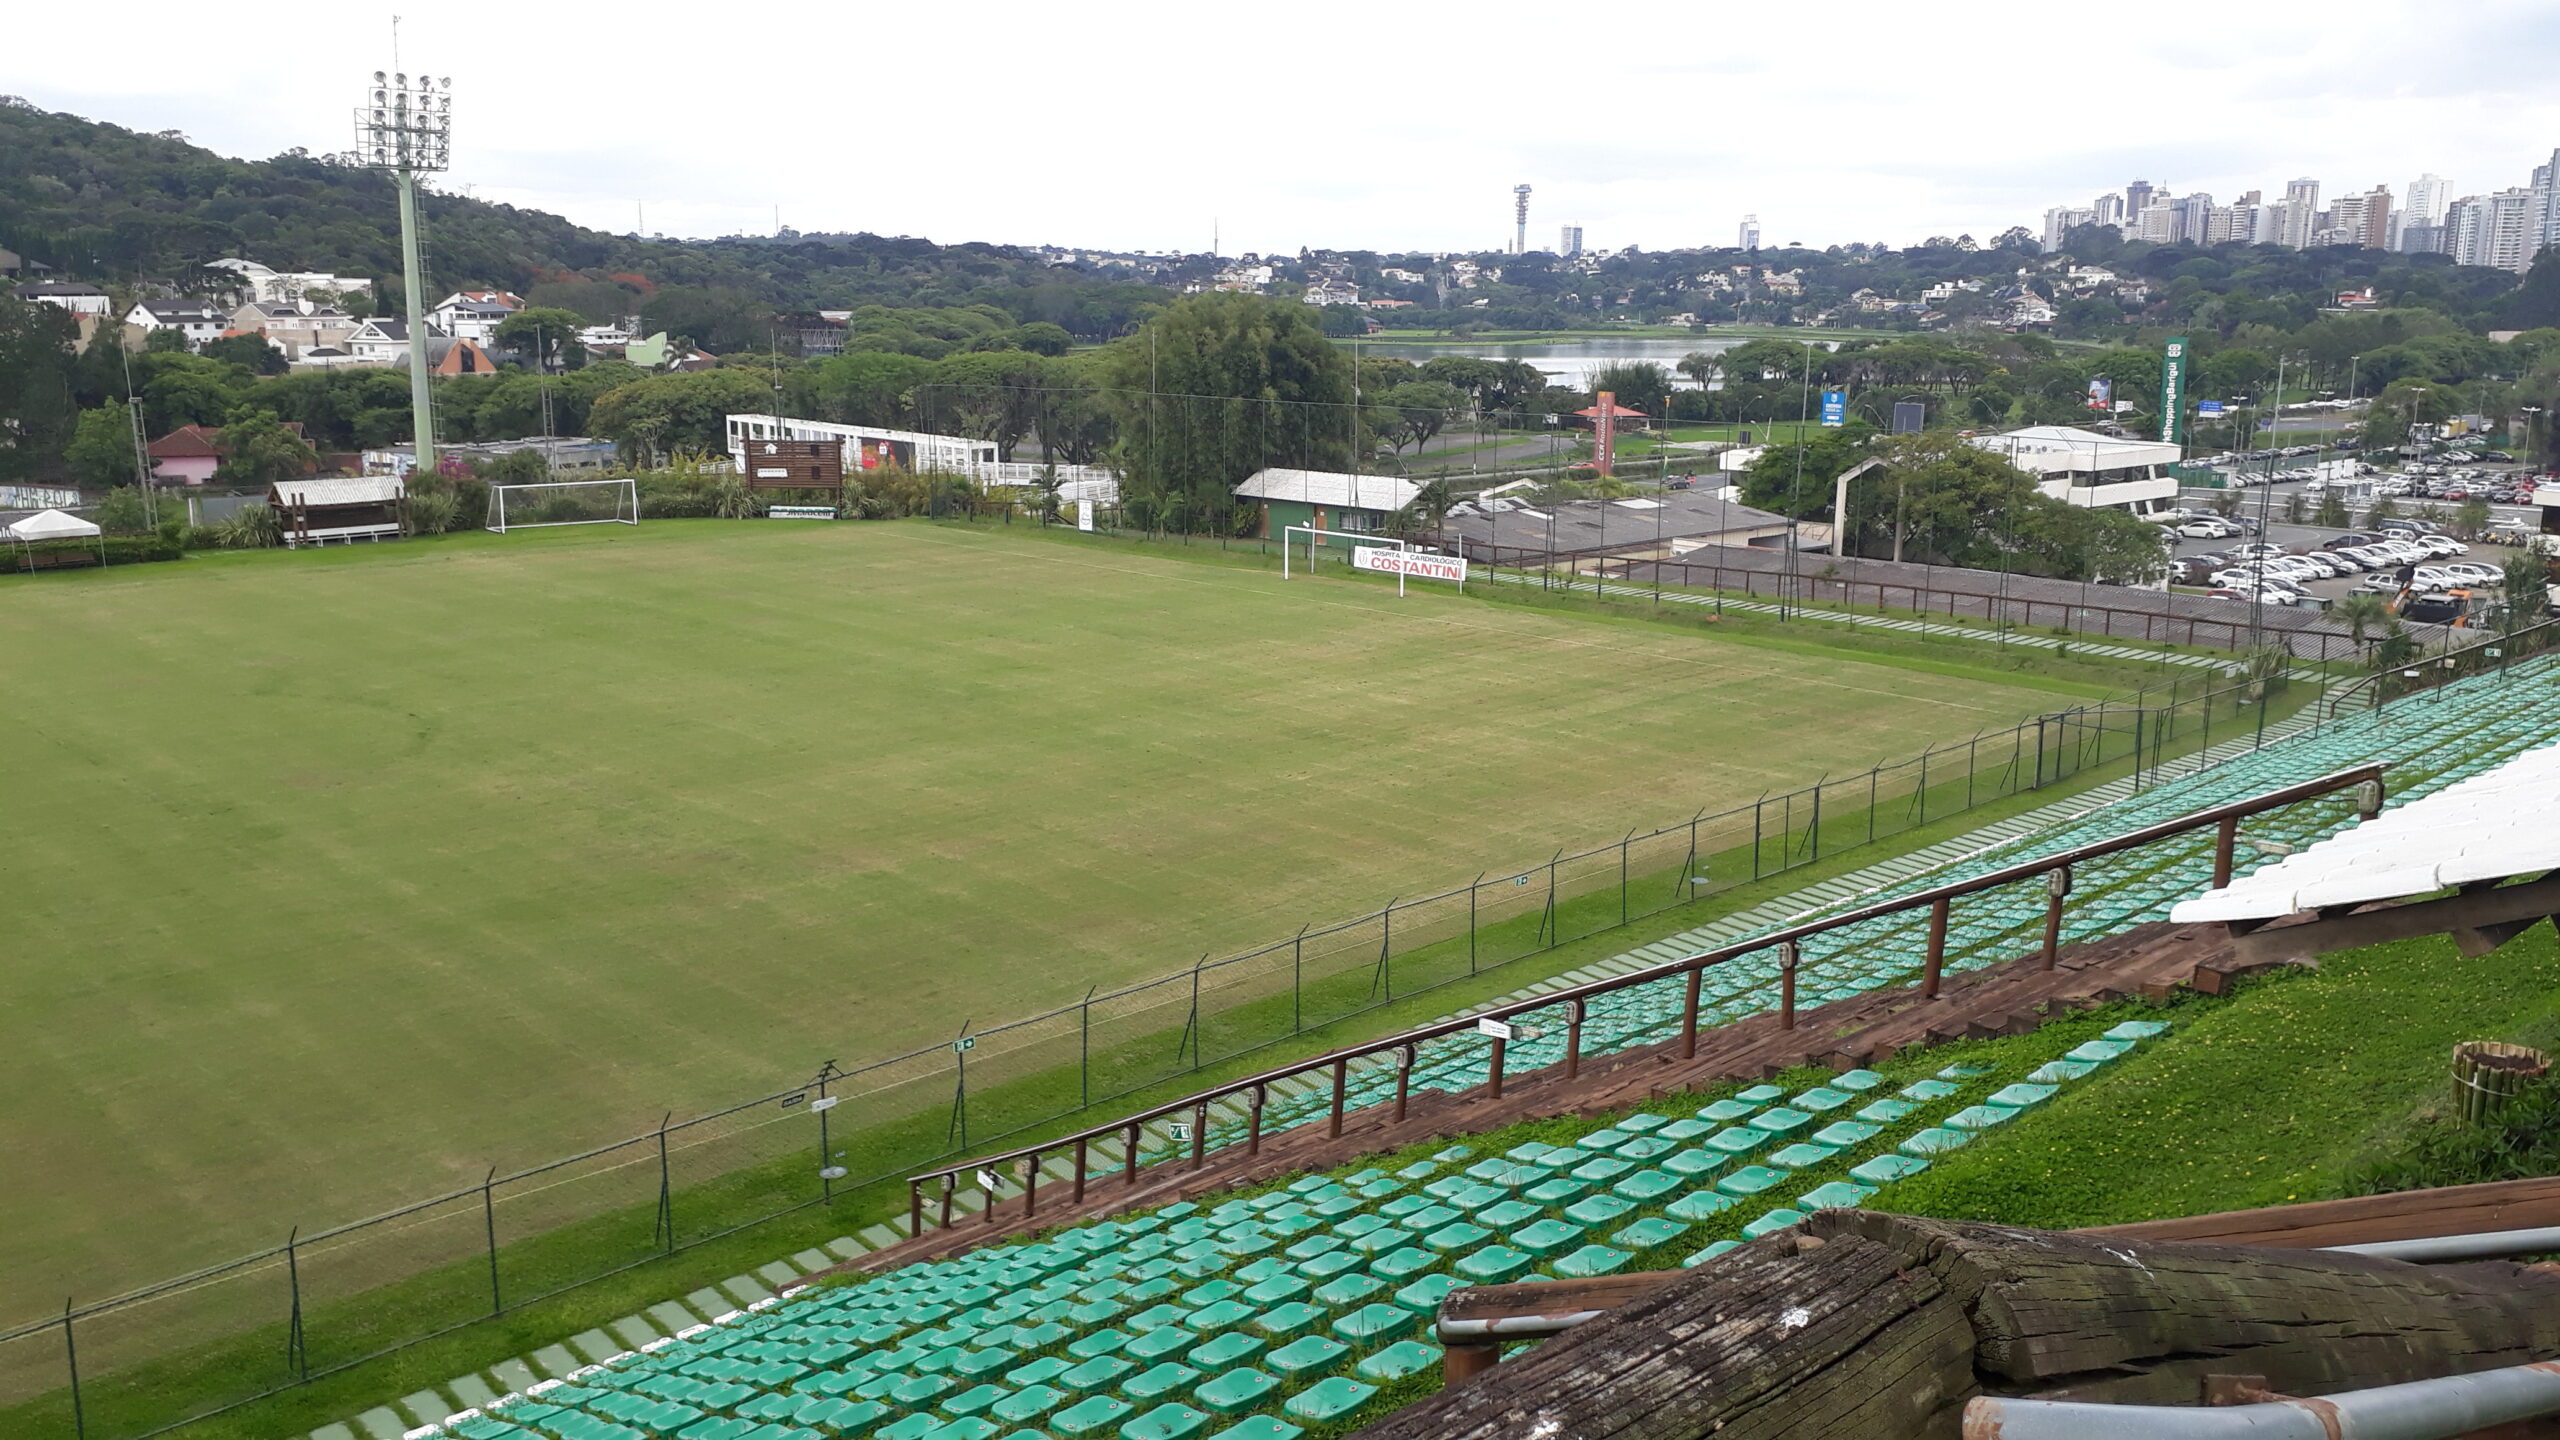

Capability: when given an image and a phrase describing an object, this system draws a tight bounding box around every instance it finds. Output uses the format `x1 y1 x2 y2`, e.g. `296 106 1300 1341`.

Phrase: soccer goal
486 478 641 533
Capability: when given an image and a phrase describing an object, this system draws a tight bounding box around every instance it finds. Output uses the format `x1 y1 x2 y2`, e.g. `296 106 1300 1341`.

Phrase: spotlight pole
357 64 453 479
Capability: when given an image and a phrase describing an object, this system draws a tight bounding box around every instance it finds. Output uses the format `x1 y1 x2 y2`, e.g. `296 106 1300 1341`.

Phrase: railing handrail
905 762 2386 1197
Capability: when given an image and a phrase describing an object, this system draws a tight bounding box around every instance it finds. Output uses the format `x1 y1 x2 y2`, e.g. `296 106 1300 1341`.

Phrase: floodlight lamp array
353 70 453 172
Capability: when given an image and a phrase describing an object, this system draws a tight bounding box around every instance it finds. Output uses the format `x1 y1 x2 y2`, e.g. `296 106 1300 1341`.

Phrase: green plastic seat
1230 1259 1290 1287
1070 1329 1134 1361
1393 1272 1465 1314
2027 1059 2096 1084
1790 1087 1852 1113
1833 1069 1885 1092
1280 1234 1340 1262
1550 1244 1631 1278
1570 1156 1636 1183
1185 1300 1255 1334
1240 1275 1309 1307
1616 1136 1677 1162
1986 1083 2057 1110
1563 1194 1634 1227
943 1382 1012 1417
1356 1339 1442 1383
1611 1217 1690 1251
1609 1168 1681 1203
1453 1245 1535 1283
1512 1218 1586 1255
2070 1039 2137 1064
1899 1079 1960 1101
1657 1117 1716 1142
1944 1106 2013 1130
1193 1366 1281 1415
877 1415 944 1440
1900 1127 1972 1156
1265 1335 1349 1378
1697 1098 1758 1122
1478 1199 1543 1229
1715 1166 1786 1197
1575 1127 1633 1152
1662 1148 1727 1179
1205 1418 1303 1440
1666 1189 1739 1222
1187 1332 1265 1370
1252 1303 1327 1339
1848 1153 1930 1185
1127 1303 1191 1331
1736 1085 1785 1103
1936 1064 1992 1079
1620 1113 1672 1133
1747 1107 1813 1135
1127 1327 1198 1362
991 1384 1067 1425
1312 1273 1385 1308
1369 1245 1438 1281
1283 1377 1378 1424
1683 1240 1743 1266
1765 1142 1838 1171
2104 1020 2169 1041
1047 1394 1133 1437
1121 1360 1201 1403
1332 1303 1417 1343
1523 1177 1592 1206
1798 1181 1876 1211
1703 1127 1768 1156
1740 1208 1806 1240
1422 1221 1491 1253
895 1374 960 1406
1811 1120 1880 1148
1060 1355 1138 1394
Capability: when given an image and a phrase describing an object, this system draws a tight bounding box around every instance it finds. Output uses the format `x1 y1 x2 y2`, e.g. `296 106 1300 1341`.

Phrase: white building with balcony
1968 425 2181 515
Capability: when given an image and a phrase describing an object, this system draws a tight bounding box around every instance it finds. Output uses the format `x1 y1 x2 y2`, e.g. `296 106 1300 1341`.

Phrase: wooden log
1359 1211 2560 1440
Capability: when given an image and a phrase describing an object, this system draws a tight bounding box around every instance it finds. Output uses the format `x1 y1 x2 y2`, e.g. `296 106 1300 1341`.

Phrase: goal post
486 478 641 533
1280 526 1466 595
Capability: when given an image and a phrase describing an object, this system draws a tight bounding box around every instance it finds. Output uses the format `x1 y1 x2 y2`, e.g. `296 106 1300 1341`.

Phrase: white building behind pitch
1968 425 2180 515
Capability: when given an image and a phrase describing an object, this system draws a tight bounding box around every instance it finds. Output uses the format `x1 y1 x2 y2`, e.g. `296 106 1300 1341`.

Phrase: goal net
486 478 641 533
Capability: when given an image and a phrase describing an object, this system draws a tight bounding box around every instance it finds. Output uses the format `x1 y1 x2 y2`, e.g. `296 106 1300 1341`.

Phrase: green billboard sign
2158 336 2190 448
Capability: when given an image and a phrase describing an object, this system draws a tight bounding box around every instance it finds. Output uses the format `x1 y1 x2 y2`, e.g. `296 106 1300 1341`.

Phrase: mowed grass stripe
0 520 2067 1312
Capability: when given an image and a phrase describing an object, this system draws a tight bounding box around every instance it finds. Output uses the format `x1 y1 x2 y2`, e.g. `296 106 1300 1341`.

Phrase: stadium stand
355 653 2560 1440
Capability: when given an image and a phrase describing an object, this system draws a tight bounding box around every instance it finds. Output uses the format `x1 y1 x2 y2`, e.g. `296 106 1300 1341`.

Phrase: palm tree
2335 591 2387 648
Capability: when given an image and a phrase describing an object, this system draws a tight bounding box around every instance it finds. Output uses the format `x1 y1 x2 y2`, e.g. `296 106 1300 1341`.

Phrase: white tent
6 507 106 570
5 508 101 541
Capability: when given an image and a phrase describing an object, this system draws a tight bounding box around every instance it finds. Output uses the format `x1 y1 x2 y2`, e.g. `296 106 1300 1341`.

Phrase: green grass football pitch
0 519 2089 1313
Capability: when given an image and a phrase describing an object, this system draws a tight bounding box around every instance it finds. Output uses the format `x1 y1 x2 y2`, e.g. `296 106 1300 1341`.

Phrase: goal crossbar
487 478 641 534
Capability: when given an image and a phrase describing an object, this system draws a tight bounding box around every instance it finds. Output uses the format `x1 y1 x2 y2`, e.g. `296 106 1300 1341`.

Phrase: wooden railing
905 764 2387 1234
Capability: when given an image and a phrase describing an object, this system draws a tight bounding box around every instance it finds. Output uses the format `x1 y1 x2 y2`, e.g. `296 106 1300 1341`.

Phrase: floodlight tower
356 70 452 476
1512 185 1532 255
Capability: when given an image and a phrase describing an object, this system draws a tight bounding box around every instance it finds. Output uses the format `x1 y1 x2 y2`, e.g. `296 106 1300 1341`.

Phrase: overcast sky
11 0 2560 259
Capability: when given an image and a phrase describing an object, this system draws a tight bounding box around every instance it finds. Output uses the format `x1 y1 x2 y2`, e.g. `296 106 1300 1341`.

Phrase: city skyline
8 0 2560 257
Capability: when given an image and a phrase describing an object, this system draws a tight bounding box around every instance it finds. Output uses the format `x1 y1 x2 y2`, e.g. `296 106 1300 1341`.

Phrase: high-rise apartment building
2169 193 2214 244
2447 189 2537 272
2135 204 2175 242
1560 225 1584 258
1739 214 1761 250
2280 178 2321 248
2042 206 2094 251
2403 174 2447 229
2092 193 2126 228
2531 152 2560 255
2125 180 2158 217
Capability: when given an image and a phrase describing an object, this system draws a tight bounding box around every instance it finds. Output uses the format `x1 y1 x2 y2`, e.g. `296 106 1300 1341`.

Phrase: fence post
1619 830 1633 926
910 1180 923 1237
1486 1032 1507 1099
1192 1102 1209 1169
1249 1085 1266 1154
2213 815 2240 888
1779 941 1801 1031
1809 777 1824 862
1922 897 1950 999
1565 1000 1586 1079
1025 1150 1040 1216
1073 1137 1089 1202
483 1166 502 1316
2043 867 2072 971
1751 796 1765 879
1468 874 1483 974
1868 766 1879 845
1292 924 1307 1034
1080 986 1095 1110
286 1227 307 1381
1123 1123 1140 1187
655 1112 674 1254
1328 1057 1349 1138
1680 965 1704 1059
1394 1047 1414 1123
63 1299 83 1440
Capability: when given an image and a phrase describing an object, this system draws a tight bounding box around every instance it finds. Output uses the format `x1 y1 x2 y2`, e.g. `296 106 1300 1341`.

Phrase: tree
494 306 589 372
201 333 287 375
1380 380 1466 452
2503 550 2553 625
809 350 935 429
64 404 143 488
2334 591 2387 648
0 296 80 481
2364 494 2401 528
2314 489 2350 528
1676 351 1721 392
586 369 772 464
210 407 318 487
2455 496 2492 539
1588 360 1672 420
1096 292 1354 518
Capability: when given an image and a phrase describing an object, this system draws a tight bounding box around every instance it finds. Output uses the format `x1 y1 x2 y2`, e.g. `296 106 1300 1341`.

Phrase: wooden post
1680 965 1703 1059
2214 815 2240 888
1328 1057 1348 1139
1779 941 1800 1031
909 1180 922 1237
2043 866 2071 971
1922 896 1950 999
1247 1085 1265 1156
1564 1001 1585 1080
938 1176 953 1230
1072 1136 1088 1203
1024 1151 1038 1217
1123 1122 1139 1187
1443 1342 1502 1387
1191 1102 1209 1169
1487 1034 1507 1099
1394 1048 1413 1123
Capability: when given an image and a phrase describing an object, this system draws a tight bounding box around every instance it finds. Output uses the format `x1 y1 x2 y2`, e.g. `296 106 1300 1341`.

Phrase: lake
1356 336 1743 389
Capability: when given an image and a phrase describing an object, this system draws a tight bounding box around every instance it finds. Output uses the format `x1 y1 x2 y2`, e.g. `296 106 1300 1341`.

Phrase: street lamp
355 70 453 477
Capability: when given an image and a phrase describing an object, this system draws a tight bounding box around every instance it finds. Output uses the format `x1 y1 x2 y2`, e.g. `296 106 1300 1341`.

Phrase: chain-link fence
0 661 2319 1440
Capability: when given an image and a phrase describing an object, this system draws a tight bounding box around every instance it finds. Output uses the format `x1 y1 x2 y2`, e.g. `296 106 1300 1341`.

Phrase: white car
2178 520 2237 538
2409 567 2463 592
2421 534 2469 557
2443 563 2502 587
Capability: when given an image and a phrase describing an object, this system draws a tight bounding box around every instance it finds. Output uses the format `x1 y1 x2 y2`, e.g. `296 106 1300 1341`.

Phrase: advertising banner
2085 377 2112 411
1351 547 1467 583
2159 338 2191 447
1820 391 1846 427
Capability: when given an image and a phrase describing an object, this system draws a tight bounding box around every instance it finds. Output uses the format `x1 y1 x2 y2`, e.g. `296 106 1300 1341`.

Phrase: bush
216 503 282 550
180 525 225 551
2346 1075 2560 1195
406 490 461 536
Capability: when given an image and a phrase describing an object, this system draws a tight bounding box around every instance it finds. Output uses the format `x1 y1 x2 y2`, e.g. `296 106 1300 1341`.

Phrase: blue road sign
1820 391 1846 427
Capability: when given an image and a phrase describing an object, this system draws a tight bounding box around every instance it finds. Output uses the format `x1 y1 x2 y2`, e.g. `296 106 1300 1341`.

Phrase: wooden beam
2228 873 2560 967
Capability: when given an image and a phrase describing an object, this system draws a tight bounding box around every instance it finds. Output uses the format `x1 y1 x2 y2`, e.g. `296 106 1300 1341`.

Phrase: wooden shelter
268 476 406 547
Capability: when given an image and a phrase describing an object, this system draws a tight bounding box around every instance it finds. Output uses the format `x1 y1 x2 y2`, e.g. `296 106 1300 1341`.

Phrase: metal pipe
1959 1357 2560 1440
2327 1225 2560 1263
1439 1310 1610 1342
